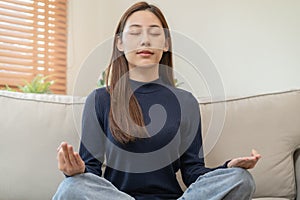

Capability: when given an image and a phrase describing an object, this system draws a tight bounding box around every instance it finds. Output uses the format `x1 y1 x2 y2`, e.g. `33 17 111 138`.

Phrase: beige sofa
0 89 299 200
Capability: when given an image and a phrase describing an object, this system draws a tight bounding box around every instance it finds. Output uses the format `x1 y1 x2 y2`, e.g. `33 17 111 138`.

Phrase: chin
131 62 159 68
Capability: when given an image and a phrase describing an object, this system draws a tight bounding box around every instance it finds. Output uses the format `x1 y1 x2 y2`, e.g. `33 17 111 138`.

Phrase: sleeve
179 93 230 187
78 90 106 177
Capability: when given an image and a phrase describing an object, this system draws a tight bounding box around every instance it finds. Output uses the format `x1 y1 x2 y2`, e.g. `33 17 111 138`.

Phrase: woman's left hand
227 149 262 169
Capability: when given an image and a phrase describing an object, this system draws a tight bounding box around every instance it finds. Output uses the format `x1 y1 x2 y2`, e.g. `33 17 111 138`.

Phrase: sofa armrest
295 149 300 200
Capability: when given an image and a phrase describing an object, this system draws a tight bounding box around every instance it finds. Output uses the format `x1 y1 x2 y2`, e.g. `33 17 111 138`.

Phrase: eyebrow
128 24 162 28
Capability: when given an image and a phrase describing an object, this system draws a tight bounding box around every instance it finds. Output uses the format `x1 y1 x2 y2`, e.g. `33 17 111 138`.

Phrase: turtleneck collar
128 77 166 94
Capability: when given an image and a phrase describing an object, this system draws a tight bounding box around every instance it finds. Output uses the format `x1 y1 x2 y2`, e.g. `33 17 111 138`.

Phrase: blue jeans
53 167 255 200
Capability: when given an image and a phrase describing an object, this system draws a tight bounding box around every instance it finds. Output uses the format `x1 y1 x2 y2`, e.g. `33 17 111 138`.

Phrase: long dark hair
105 2 174 144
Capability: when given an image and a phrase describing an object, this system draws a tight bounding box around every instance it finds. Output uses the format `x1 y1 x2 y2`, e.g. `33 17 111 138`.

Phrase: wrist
226 160 233 168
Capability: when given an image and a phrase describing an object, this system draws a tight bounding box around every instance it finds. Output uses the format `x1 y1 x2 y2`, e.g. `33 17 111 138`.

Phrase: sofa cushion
0 91 85 200
200 90 300 199
253 198 290 200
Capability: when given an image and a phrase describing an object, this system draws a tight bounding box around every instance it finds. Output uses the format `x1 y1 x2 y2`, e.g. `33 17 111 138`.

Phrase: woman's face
117 10 169 69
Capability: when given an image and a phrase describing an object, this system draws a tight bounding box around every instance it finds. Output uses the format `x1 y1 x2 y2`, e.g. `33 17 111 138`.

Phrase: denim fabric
53 167 255 200
52 173 134 200
178 167 255 200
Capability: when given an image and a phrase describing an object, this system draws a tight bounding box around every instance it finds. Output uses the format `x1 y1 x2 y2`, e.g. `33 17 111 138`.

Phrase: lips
137 49 154 55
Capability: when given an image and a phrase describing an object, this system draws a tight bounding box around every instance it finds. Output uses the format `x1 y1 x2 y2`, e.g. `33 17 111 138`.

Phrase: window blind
0 0 68 94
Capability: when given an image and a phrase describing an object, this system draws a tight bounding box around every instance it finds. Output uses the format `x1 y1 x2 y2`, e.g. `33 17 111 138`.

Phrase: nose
140 30 150 47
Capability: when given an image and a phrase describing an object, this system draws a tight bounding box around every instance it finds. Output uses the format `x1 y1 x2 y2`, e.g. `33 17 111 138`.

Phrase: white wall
67 0 300 99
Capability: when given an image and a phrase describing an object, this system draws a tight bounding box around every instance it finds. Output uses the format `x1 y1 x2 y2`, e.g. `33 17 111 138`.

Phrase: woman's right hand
56 142 85 176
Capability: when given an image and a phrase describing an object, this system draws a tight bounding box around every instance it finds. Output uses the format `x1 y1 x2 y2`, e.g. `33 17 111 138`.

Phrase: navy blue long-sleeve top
78 77 228 200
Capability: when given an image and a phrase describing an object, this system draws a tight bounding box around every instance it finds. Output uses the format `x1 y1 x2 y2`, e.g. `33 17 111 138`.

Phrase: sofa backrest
0 91 85 200
201 90 300 199
1 90 299 200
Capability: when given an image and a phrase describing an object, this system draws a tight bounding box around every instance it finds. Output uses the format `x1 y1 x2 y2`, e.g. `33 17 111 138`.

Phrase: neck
128 64 159 82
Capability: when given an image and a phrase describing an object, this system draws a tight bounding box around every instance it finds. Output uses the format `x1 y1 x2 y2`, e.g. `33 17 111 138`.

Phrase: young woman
53 2 261 200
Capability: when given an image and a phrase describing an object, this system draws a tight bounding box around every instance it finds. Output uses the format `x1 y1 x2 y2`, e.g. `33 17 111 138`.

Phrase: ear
163 39 169 52
117 36 124 52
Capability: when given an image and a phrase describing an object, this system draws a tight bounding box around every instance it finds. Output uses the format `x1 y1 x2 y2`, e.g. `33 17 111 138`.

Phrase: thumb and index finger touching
251 149 262 160
57 142 78 165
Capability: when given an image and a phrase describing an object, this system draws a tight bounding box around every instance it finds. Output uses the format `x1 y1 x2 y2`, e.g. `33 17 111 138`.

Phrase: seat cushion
0 91 85 200
200 90 300 199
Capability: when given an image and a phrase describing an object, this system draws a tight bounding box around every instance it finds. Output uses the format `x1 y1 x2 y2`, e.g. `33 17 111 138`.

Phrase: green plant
97 70 106 88
2 84 17 92
174 78 184 88
18 74 55 94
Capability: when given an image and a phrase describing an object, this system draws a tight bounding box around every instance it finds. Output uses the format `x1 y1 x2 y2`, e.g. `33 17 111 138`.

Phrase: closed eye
148 27 163 36
129 31 142 35
128 27 142 35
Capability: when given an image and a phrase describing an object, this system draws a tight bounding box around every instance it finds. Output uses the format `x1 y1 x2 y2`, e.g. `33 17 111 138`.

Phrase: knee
52 174 86 200
230 167 256 194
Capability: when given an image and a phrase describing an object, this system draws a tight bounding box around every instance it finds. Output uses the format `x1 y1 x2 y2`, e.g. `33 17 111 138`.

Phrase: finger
57 141 66 152
235 157 253 165
255 154 262 159
61 143 71 165
57 149 65 164
67 145 77 166
57 150 66 171
74 152 84 166
252 149 257 154
246 156 257 161
242 156 258 162
249 154 261 161
252 149 261 158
